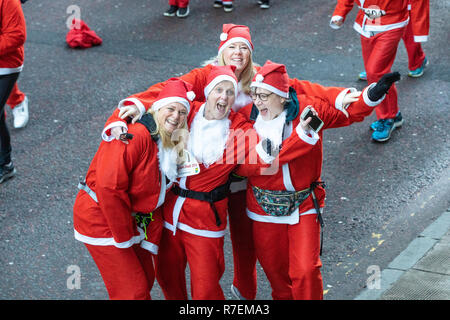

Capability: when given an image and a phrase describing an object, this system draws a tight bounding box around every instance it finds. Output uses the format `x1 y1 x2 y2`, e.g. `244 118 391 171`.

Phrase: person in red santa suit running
329 0 428 142
98 23 369 300
235 60 401 300
358 0 430 81
73 78 194 300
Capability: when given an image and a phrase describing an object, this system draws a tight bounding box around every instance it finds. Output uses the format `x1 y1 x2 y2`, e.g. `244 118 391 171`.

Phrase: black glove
368 71 401 101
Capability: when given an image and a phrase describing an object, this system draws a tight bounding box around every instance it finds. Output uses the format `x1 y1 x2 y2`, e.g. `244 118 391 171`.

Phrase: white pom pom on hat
255 74 264 82
220 33 228 41
186 91 196 101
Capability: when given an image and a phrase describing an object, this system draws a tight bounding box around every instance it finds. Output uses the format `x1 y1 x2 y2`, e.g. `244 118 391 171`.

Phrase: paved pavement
355 208 450 300
1 0 449 301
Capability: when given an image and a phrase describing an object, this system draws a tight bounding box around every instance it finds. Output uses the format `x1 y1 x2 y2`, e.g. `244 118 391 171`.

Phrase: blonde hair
148 109 188 153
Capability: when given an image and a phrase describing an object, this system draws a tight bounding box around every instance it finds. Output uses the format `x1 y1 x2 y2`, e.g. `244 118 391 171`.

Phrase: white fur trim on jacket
118 98 146 120
102 121 128 142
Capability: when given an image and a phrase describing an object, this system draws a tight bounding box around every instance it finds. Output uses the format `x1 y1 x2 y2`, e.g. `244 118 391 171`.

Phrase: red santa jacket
162 101 252 238
101 64 354 140
0 0 26 75
330 0 428 40
235 82 383 224
73 121 166 254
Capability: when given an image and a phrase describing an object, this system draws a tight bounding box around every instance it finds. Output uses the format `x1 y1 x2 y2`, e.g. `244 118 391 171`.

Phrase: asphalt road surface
0 0 449 300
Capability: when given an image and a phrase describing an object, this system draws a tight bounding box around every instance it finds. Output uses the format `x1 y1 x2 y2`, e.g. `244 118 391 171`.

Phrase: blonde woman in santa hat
235 60 400 300
99 23 367 300
73 78 194 300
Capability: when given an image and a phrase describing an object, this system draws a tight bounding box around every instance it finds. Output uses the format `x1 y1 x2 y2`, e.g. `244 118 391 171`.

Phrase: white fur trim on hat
204 75 238 99
218 37 253 55
250 81 289 99
152 97 190 113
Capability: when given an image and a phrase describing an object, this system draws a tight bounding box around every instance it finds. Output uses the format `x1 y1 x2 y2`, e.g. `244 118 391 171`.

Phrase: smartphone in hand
300 106 324 133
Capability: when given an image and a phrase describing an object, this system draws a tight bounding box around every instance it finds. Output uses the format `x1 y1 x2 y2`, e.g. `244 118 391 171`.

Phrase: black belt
310 181 326 255
171 181 231 227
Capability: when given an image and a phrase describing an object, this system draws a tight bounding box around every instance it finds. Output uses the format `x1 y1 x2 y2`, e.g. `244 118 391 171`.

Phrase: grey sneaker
163 5 178 17
176 6 190 18
0 162 16 184
259 0 270 9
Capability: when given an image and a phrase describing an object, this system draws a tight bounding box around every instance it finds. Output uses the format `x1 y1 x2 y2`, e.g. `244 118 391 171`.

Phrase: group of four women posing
73 24 399 300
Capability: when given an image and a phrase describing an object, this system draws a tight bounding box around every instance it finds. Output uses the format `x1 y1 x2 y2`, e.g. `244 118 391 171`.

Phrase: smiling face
252 87 285 121
156 102 188 134
204 80 236 120
221 41 251 78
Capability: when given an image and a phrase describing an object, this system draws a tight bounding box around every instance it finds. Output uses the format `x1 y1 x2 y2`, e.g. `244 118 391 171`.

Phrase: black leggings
0 72 19 165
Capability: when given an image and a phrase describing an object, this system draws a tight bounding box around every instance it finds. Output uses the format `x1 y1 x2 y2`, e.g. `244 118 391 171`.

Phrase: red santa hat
203 65 239 99
250 60 290 98
152 78 195 113
66 19 102 49
218 24 254 56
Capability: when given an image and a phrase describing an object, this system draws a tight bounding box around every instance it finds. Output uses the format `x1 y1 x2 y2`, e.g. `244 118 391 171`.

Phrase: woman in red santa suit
99 23 368 300
235 60 400 300
73 78 194 300
329 0 429 142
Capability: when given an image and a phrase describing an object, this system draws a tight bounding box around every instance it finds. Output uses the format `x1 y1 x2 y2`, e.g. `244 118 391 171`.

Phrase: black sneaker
259 0 270 9
176 6 190 18
0 162 16 184
163 5 178 17
224 4 233 12
214 0 223 8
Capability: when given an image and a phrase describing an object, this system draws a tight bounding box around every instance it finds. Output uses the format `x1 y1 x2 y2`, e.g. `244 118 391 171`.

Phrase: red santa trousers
169 0 189 7
402 21 426 71
6 83 25 108
85 243 155 300
228 189 257 299
155 228 225 300
360 26 406 120
253 214 323 300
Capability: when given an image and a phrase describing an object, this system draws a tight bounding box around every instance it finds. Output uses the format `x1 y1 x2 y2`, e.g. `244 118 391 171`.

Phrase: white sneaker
12 96 29 128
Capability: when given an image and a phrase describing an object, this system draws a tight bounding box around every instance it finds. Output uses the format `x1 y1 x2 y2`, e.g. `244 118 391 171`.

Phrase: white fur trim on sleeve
363 83 385 107
118 98 146 120
255 141 275 164
329 16 344 29
295 125 320 145
101 121 128 142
